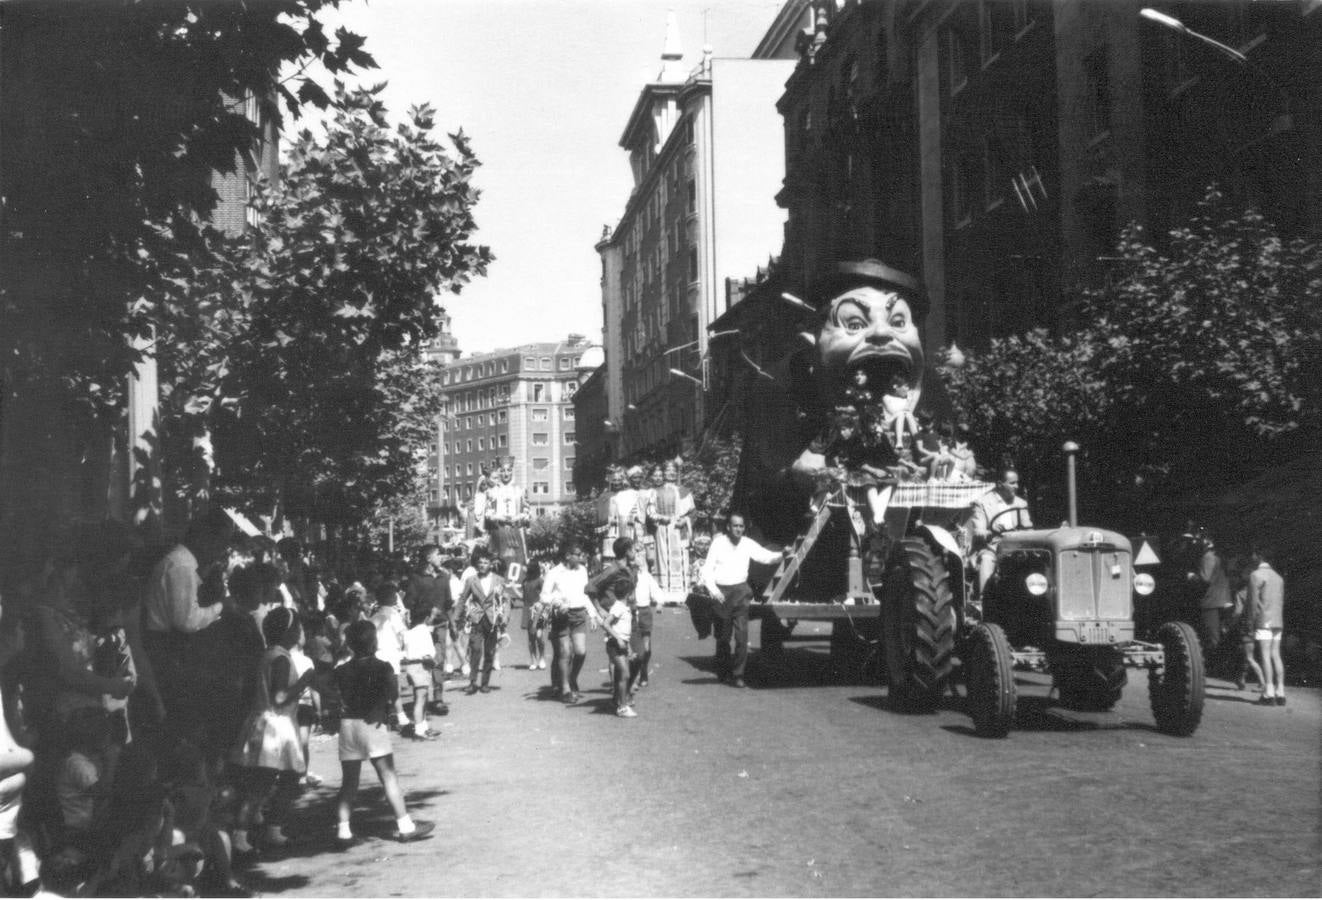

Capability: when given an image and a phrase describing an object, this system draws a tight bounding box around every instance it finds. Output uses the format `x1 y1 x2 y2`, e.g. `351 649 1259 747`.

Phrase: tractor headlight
1133 573 1155 596
1025 572 1049 596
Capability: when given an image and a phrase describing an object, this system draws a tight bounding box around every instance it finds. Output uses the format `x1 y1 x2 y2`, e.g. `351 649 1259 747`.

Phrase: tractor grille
1057 549 1131 621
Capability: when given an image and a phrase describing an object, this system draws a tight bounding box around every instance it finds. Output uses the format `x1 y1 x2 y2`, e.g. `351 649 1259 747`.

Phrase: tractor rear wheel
878 537 956 710
965 623 1016 737
1054 646 1127 711
1150 620 1205 736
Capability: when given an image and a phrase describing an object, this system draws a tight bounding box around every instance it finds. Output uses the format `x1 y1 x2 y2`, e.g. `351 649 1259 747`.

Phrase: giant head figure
807 259 926 416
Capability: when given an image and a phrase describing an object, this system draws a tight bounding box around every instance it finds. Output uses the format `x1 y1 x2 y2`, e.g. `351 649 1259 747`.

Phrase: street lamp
1139 7 1292 134
1139 8 1246 64
668 367 704 387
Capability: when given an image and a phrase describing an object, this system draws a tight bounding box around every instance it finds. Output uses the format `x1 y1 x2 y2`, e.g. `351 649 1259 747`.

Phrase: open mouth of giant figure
840 347 917 402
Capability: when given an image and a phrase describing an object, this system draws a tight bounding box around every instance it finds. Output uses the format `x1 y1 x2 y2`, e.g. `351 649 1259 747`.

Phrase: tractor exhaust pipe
1063 441 1079 527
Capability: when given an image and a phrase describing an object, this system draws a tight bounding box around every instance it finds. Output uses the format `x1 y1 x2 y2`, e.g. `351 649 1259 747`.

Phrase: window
563 408 575 420
498 434 507 448
532 408 549 422
688 247 698 282
564 458 575 471
558 358 570 370
564 432 576 444
532 433 549 446
533 383 546 402
532 457 550 471
982 0 1016 63
478 438 485 451
466 440 473 453
943 25 971 95
501 359 508 373
532 482 550 495
524 356 536 369
540 357 551 370
497 410 508 423
565 381 578 398
686 179 696 213
466 463 473 475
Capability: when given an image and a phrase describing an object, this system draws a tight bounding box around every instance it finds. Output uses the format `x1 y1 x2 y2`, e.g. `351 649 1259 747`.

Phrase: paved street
251 610 1320 898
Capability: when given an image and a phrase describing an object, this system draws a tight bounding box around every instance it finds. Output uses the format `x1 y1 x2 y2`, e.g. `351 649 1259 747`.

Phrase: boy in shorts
332 621 435 847
399 603 439 741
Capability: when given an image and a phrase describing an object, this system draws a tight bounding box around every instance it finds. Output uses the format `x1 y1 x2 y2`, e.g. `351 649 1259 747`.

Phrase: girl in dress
229 608 314 856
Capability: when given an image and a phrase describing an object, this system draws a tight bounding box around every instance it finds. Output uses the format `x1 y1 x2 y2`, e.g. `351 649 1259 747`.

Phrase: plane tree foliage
162 85 492 529
944 186 1322 524
0 0 377 426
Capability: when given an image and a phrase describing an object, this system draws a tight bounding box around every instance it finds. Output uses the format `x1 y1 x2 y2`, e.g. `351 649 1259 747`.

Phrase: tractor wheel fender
919 523 962 559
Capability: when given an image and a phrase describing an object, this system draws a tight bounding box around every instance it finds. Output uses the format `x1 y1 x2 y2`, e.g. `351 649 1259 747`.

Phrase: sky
305 0 788 355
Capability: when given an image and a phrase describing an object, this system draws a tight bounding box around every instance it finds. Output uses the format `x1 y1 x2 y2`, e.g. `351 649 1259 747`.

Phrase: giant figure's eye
843 315 867 333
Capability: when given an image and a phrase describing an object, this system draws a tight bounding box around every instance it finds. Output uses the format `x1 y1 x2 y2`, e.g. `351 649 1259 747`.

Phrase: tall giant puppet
646 460 693 593
484 457 529 568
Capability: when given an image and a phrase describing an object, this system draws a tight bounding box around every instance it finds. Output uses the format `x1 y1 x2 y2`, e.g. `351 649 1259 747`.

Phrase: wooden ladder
762 490 835 605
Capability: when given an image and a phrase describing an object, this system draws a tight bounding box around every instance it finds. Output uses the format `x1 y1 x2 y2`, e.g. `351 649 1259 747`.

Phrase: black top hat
809 258 926 318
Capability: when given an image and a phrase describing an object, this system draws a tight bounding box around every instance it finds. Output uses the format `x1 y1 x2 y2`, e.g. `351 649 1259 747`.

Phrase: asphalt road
249 609 1320 898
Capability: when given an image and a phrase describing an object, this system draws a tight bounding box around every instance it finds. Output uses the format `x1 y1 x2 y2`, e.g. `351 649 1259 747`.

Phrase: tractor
959 445 1205 737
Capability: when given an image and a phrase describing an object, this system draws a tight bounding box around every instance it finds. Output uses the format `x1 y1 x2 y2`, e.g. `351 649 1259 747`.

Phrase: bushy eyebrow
826 297 871 326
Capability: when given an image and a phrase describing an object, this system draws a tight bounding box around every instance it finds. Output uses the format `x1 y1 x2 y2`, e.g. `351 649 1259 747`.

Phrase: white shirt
371 605 406 672
543 564 592 610
701 533 781 594
604 599 632 645
402 623 436 663
632 566 663 609
145 544 223 634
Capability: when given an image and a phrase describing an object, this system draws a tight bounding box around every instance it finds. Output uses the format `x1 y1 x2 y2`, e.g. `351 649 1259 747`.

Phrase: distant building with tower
425 326 595 533
587 11 797 472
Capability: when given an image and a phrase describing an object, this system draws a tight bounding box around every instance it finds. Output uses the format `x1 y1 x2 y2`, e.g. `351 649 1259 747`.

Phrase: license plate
1080 623 1108 644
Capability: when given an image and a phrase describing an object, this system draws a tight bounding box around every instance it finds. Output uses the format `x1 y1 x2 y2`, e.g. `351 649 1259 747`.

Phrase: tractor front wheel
878 537 956 710
1150 620 1205 736
965 623 1016 737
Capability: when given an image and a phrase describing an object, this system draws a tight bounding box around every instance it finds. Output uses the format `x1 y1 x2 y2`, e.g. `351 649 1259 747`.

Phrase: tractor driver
970 467 1033 594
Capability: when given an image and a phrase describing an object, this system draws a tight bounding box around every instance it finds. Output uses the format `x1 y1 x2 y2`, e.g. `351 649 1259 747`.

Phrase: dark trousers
468 620 499 687
713 583 753 680
1200 607 1223 656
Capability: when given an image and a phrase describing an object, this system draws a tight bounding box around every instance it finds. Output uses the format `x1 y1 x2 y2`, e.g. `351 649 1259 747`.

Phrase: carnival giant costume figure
606 466 647 560
647 462 693 594
484 460 530 568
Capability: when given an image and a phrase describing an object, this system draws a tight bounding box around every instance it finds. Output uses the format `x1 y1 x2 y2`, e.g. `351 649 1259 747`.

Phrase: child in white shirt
603 596 635 718
400 604 439 740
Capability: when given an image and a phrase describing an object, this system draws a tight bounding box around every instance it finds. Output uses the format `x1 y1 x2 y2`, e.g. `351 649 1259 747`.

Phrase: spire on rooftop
658 9 686 82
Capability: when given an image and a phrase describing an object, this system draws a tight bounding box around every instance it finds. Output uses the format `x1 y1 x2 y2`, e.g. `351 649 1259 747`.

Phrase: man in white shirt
700 513 786 689
970 468 1032 595
143 507 235 735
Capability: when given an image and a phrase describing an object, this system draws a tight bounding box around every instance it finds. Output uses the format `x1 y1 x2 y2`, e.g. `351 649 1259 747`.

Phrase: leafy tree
941 186 1322 524
942 329 1110 521
1 1 377 423
1078 187 1322 491
680 435 743 534
165 85 491 533
526 498 601 561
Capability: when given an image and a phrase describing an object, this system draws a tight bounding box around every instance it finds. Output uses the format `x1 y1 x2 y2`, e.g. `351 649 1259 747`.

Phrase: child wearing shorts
332 621 435 847
399 603 439 741
603 591 636 719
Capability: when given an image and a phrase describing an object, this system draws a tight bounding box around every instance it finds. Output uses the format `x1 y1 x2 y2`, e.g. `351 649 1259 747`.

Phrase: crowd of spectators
0 511 465 897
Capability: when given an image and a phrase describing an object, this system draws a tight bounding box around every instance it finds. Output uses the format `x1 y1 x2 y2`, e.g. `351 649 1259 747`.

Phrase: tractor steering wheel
987 505 1031 535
